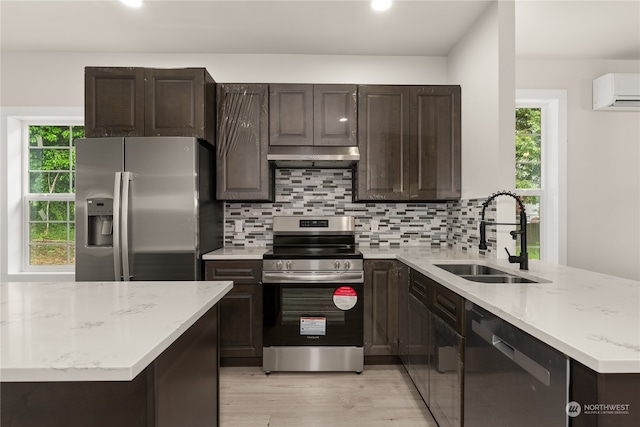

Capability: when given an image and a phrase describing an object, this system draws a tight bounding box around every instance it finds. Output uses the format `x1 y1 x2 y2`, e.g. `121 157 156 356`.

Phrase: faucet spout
479 191 529 270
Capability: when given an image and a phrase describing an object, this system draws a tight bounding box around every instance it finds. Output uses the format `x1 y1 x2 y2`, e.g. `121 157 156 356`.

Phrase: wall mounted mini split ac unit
593 73 640 111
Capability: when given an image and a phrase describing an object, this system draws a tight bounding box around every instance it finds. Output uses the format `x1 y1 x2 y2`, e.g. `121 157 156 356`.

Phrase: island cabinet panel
269 83 358 146
570 359 640 427
206 260 263 363
85 67 215 143
355 85 461 201
364 260 400 358
216 83 273 201
1 306 220 427
409 86 461 201
357 85 411 201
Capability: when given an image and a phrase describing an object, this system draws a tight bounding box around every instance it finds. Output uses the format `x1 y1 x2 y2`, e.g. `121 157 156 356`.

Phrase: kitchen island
0 280 233 427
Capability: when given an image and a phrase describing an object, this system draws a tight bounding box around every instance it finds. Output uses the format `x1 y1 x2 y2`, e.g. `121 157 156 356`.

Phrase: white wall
0 52 449 107
448 0 516 256
448 1 515 199
517 58 640 280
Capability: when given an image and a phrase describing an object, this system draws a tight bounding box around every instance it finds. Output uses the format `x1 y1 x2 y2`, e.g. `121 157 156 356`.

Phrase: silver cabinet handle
472 320 551 386
121 172 131 281
113 172 122 281
262 272 364 283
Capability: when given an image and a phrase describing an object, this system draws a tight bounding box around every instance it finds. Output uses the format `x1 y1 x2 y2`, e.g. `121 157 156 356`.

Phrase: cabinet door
364 260 399 356
269 84 313 146
205 260 263 358
430 313 463 427
397 263 410 365
218 284 263 358
313 84 357 146
409 270 432 405
410 86 461 200
144 68 213 140
216 84 272 201
356 86 410 201
84 67 145 137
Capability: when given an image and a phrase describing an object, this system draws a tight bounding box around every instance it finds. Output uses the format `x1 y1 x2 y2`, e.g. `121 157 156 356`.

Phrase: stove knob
345 260 351 270
334 261 341 270
276 260 283 270
286 260 292 270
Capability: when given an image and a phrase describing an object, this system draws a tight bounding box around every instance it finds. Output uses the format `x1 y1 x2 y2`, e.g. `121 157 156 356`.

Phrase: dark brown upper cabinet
84 67 215 143
356 85 411 200
409 86 461 201
269 84 357 146
216 83 273 201
356 85 461 201
85 67 145 137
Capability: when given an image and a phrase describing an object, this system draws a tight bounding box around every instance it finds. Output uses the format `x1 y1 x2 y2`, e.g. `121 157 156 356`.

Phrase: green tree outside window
28 125 83 266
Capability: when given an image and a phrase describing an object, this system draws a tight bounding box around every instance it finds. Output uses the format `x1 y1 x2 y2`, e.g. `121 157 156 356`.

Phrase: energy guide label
300 317 326 336
333 286 357 310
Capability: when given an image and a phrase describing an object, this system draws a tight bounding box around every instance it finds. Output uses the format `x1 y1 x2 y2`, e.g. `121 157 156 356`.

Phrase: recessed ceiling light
120 0 143 8
371 0 392 12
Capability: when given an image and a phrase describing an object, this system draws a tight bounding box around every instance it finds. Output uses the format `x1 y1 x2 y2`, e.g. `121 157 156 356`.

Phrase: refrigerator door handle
121 171 132 281
113 172 123 281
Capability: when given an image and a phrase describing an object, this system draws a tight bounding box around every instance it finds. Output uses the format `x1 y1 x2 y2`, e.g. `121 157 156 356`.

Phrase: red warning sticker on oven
333 286 358 310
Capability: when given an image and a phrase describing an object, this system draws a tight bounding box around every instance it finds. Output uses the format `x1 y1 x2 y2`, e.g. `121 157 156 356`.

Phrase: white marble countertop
202 247 268 260
204 245 640 373
0 280 233 382
363 246 640 374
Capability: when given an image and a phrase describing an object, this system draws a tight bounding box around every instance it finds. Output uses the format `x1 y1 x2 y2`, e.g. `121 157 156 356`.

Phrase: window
515 90 567 265
515 108 542 259
1 109 84 281
26 125 83 267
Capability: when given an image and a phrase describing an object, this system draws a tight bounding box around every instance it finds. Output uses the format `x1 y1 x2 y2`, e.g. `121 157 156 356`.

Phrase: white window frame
515 90 567 265
1 107 83 281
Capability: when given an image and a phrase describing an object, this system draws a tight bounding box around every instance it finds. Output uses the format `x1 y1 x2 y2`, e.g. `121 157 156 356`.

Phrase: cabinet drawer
409 270 430 305
431 281 465 335
205 260 262 285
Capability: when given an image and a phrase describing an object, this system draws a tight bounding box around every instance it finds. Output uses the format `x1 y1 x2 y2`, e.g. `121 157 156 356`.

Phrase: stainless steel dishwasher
464 302 569 427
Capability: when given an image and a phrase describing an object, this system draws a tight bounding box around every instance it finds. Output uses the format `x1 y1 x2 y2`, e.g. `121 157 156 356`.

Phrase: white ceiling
0 0 639 59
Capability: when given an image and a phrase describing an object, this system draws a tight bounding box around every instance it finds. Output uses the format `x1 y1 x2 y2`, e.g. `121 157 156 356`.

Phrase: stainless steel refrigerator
75 137 223 281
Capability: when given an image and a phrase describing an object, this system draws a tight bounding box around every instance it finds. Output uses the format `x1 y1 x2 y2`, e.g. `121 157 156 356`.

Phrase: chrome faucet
479 191 529 270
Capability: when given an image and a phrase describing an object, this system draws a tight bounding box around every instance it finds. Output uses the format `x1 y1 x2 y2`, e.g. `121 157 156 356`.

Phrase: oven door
263 282 364 347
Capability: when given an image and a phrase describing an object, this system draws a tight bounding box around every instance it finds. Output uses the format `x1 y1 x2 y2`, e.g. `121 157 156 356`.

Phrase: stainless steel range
262 216 364 374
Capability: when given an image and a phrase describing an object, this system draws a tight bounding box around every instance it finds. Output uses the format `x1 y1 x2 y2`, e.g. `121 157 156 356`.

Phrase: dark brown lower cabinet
570 359 640 427
364 260 400 360
205 260 263 365
1 306 220 427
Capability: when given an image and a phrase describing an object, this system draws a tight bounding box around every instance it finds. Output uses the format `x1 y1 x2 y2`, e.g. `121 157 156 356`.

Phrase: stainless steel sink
459 275 536 284
434 264 508 276
434 263 543 284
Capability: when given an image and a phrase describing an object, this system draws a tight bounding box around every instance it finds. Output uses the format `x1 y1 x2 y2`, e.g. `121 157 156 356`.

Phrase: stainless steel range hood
267 146 359 168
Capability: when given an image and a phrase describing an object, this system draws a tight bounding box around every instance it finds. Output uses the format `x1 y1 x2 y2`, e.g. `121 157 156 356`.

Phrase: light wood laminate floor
220 365 437 426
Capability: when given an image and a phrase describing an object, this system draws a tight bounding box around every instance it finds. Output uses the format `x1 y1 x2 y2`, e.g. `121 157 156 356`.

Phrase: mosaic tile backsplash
224 168 496 255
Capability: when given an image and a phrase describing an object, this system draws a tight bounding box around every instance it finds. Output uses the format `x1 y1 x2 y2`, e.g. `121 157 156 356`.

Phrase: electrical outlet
234 220 243 233
371 220 379 232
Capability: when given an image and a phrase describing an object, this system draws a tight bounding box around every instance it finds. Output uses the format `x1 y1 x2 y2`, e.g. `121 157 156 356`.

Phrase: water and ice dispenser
86 198 113 247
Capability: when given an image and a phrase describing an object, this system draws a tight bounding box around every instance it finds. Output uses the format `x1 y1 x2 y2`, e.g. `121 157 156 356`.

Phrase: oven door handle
262 271 364 284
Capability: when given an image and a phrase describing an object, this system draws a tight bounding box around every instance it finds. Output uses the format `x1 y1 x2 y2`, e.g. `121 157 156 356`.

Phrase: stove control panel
263 259 363 272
